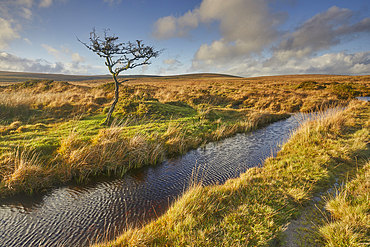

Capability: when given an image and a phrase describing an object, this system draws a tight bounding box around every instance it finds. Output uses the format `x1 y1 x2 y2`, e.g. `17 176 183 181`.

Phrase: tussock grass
319 161 370 246
0 148 53 195
92 100 370 247
56 120 166 182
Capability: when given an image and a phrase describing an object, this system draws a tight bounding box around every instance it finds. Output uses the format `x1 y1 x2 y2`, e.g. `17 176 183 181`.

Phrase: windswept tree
78 28 162 125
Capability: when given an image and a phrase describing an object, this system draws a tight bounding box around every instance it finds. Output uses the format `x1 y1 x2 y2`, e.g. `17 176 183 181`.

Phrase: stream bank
93 100 370 247
0 109 300 246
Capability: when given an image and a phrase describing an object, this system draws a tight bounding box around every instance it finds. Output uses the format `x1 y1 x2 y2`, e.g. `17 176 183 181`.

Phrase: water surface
357 96 370 101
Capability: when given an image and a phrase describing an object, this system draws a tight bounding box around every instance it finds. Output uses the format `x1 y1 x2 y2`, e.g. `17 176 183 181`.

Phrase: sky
0 0 370 77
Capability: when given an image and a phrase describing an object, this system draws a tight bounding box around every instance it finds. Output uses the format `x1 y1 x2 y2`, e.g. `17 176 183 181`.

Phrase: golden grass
319 161 370 246
55 111 282 184
1 75 369 126
0 80 109 125
92 100 370 247
1 75 369 196
0 148 53 195
57 121 165 182
114 74 370 113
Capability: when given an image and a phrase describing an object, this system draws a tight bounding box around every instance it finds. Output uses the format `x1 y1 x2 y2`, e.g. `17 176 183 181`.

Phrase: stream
0 111 333 246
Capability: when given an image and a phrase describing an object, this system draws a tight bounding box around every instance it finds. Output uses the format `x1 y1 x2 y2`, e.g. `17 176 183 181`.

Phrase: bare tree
78 28 162 125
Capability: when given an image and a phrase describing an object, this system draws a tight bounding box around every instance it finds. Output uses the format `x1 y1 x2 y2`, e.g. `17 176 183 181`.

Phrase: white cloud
155 67 166 75
153 0 286 68
39 0 53 8
303 52 370 75
154 2 370 76
156 57 183 75
0 0 34 19
61 45 85 63
41 44 85 64
0 51 93 74
17 0 34 8
162 58 182 72
269 6 370 63
0 17 20 49
42 44 62 59
0 0 56 49
223 52 370 77
0 51 67 73
153 16 178 40
141 64 148 74
163 58 181 66
23 38 32 45
153 10 199 40
70 53 85 63
20 6 33 19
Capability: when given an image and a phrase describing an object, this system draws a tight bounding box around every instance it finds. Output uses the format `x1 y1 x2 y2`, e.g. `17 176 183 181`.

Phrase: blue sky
0 0 369 77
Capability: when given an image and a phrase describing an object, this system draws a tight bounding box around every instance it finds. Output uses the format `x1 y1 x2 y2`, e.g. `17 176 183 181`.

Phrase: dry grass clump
319 161 370 246
0 149 53 195
248 110 280 127
57 121 166 182
162 122 189 156
93 101 370 247
0 92 35 120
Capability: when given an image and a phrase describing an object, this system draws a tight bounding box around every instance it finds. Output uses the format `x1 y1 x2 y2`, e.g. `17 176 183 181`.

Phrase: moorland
1 72 370 246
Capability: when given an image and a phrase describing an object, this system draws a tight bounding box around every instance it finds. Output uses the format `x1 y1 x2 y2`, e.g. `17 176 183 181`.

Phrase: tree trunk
103 74 119 125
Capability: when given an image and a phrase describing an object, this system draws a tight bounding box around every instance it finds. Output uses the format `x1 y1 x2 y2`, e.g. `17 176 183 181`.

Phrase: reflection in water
1 114 305 246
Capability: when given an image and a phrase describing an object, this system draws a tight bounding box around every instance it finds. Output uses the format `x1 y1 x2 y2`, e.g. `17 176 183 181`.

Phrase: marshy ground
1 73 370 246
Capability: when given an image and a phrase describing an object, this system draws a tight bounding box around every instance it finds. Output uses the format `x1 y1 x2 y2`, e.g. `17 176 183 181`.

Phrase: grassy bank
1 74 369 197
319 162 370 246
92 100 370 246
0 78 286 197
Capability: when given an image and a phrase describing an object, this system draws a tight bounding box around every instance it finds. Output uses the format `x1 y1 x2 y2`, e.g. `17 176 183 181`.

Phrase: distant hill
169 73 242 78
0 71 241 85
0 71 159 84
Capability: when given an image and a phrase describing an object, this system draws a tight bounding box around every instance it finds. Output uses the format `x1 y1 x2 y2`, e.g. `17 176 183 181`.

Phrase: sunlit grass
319 161 370 246
0 80 289 196
92 100 370 246
1 75 369 197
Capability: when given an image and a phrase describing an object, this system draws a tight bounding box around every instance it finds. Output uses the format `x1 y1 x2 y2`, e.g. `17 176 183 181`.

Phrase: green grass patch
297 81 326 90
331 82 361 99
113 99 197 120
